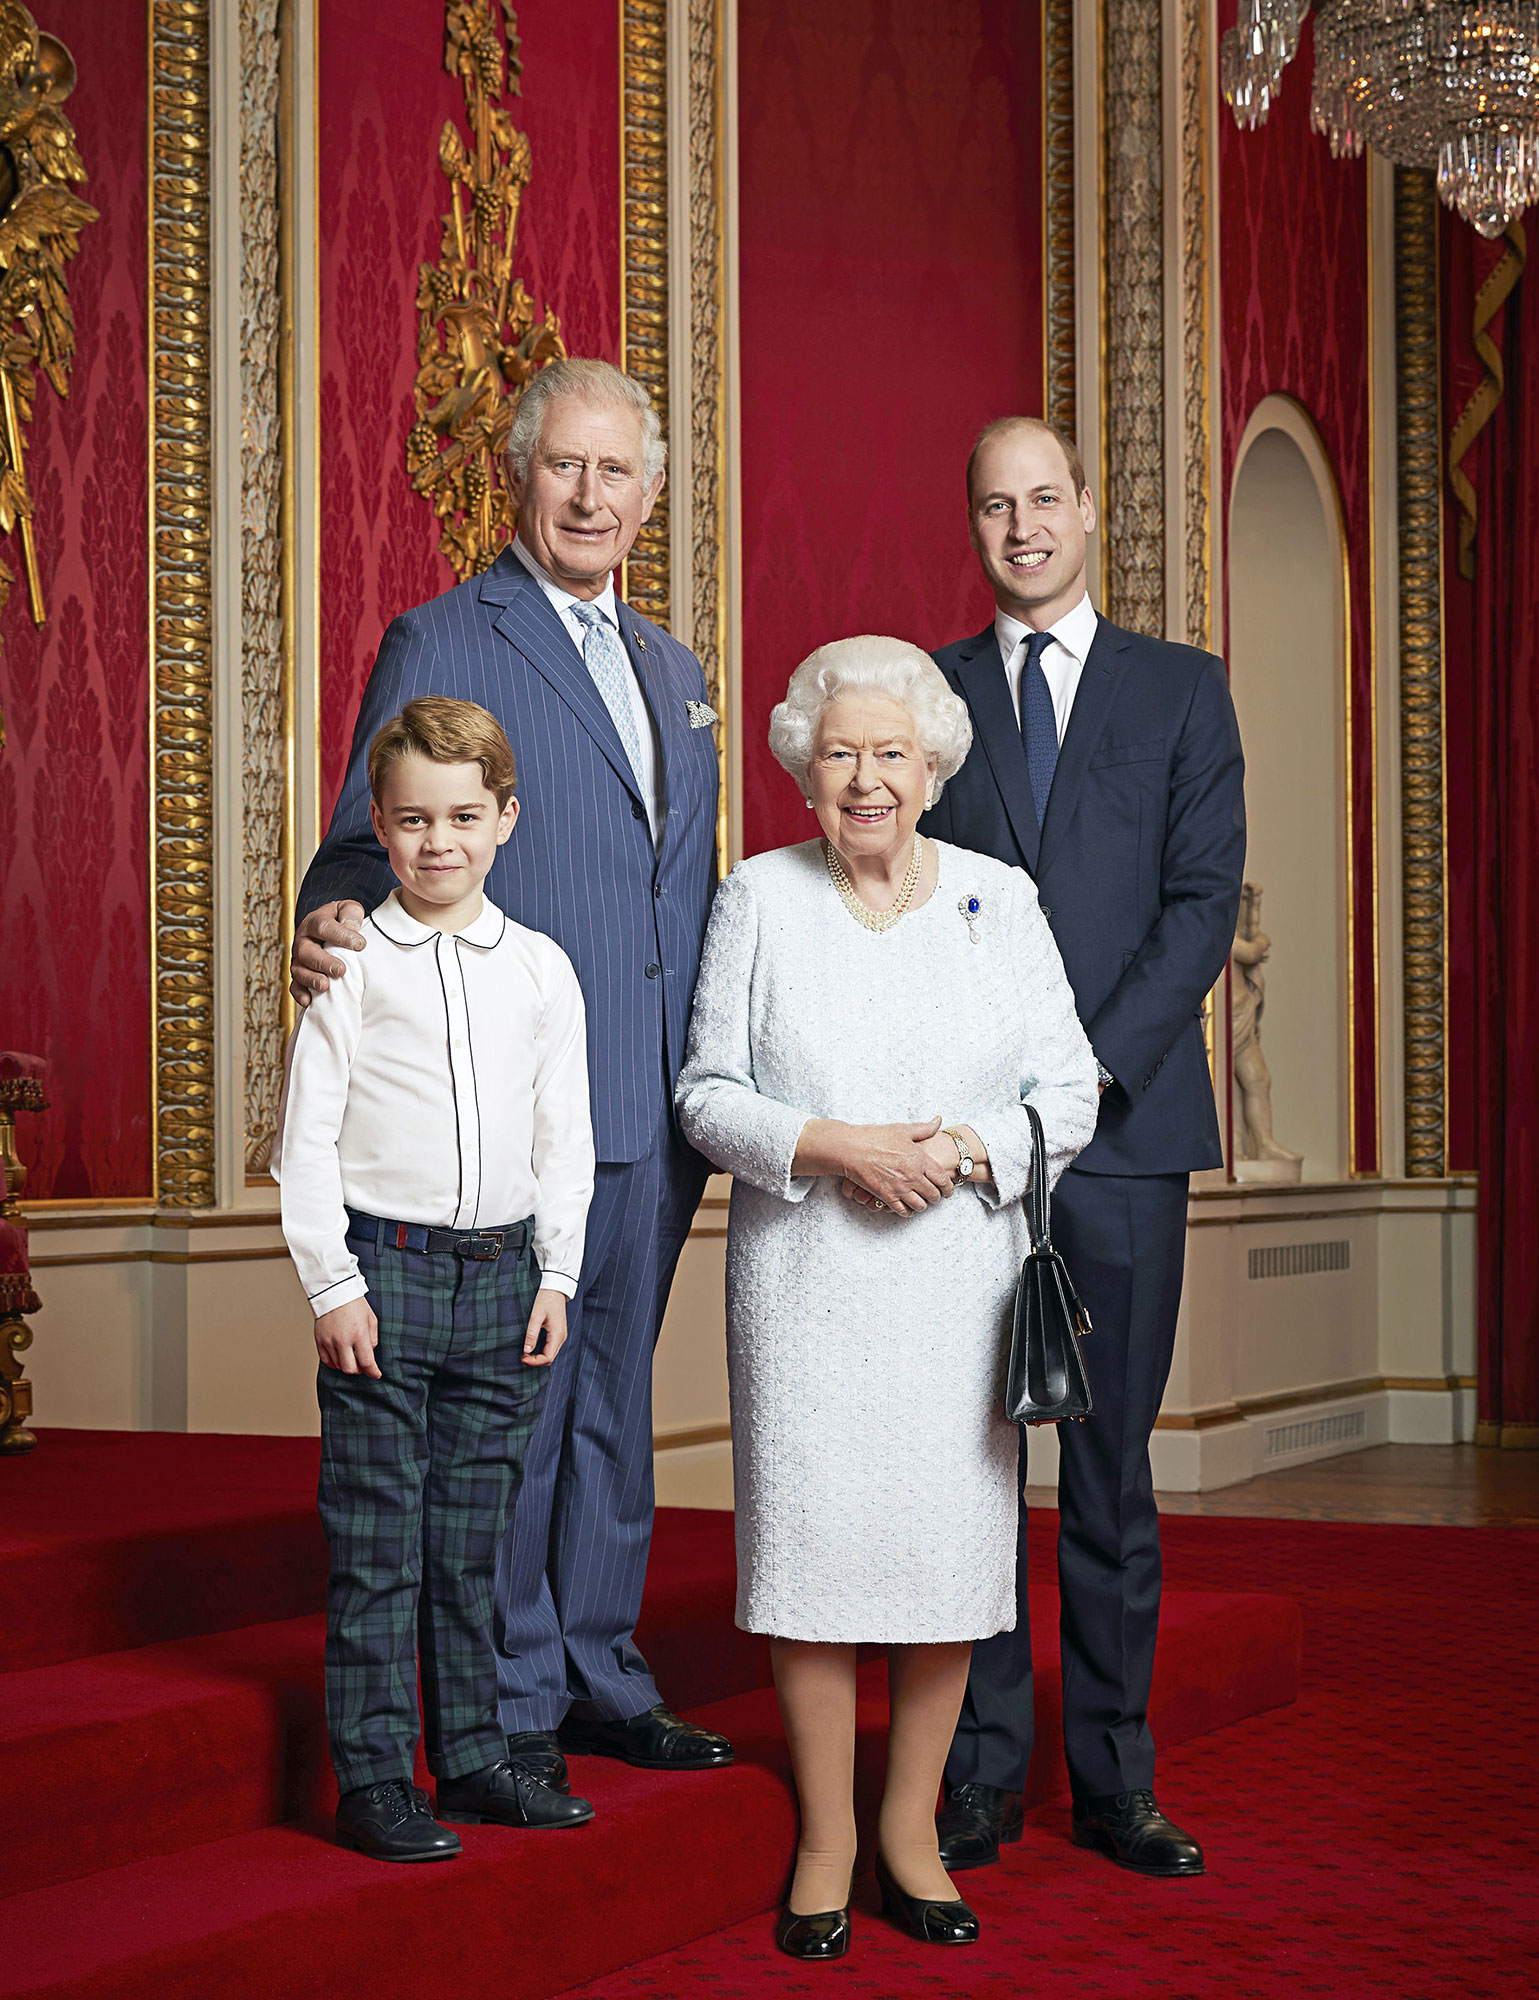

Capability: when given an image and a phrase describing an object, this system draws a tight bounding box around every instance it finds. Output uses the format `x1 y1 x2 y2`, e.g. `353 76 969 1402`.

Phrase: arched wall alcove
1227 395 1350 1182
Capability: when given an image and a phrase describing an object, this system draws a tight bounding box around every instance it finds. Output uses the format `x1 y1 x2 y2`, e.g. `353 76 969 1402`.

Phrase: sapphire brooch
959 895 982 944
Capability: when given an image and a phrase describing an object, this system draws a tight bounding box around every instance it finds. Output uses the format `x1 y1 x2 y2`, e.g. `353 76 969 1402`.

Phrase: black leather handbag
1005 1105 1094 1426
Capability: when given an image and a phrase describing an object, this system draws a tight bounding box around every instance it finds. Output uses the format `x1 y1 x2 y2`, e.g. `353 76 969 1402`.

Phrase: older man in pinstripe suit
291 360 733 1809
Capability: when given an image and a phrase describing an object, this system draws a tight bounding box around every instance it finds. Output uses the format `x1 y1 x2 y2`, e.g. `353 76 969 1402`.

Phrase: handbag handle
1024 1102 1051 1253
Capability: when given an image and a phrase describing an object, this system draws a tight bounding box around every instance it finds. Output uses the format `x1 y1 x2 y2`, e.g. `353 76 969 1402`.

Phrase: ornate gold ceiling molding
1042 0 1075 437
1099 0 1165 635
150 0 215 1208
620 0 669 626
1394 166 1446 1179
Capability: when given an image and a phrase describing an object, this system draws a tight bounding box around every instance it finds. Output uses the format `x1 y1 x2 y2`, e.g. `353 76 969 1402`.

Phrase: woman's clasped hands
794 1115 988 1216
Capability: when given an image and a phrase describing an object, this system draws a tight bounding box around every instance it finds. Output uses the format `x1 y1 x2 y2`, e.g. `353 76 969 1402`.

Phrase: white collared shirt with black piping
273 890 595 1316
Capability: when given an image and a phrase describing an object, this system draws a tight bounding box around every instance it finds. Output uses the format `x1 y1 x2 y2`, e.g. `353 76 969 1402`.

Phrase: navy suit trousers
493 1123 705 1730
945 1166 1190 1800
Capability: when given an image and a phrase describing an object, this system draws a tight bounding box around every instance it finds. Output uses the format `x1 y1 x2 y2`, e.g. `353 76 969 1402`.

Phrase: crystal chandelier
1221 3 1539 237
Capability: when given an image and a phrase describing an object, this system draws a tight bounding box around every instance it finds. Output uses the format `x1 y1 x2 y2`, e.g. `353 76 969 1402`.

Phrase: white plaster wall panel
1227 418 1350 1181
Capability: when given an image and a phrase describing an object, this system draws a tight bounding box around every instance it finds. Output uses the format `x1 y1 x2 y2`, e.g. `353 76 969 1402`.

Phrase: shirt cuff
308 1271 367 1316
534 1264 579 1300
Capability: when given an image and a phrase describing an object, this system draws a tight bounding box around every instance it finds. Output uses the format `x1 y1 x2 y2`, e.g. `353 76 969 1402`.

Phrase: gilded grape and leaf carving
407 0 566 580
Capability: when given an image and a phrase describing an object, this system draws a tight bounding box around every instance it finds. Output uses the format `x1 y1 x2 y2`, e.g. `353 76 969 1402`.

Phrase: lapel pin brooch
959 895 982 944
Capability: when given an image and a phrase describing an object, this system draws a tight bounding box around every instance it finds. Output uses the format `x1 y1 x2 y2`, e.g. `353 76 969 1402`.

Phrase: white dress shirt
510 536 665 843
273 891 595 1315
996 593 1100 743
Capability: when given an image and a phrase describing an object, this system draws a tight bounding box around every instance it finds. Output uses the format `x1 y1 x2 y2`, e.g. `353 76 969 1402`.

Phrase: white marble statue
1231 882 1303 1183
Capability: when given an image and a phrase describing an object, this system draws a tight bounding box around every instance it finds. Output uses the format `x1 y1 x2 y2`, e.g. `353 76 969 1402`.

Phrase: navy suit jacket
921 616 1245 1176
297 545 720 1164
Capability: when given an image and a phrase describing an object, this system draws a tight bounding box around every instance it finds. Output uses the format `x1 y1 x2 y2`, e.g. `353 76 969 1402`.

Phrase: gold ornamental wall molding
0 2 98 747
1178 0 1212 652
150 0 216 1209
1394 166 1446 1180
406 0 565 581
1099 0 1165 635
239 0 293 1178
686 0 727 870
620 0 669 627
1042 0 1075 437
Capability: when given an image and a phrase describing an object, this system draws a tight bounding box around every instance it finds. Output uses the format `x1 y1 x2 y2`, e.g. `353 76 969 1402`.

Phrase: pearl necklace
823 834 924 933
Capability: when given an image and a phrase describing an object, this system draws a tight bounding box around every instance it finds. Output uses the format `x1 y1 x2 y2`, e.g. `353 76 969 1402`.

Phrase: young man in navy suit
922 417 1244 1877
290 360 734 1815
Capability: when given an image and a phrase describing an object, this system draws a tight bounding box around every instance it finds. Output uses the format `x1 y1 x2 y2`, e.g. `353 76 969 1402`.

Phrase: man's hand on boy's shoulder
315 1296 382 1378
523 1289 569 1367
291 900 368 1007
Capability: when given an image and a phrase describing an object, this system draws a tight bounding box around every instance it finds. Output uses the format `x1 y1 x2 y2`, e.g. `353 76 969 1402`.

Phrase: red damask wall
1218 12 1379 1174
318 0 621 820
737 0 1045 856
0 0 150 1201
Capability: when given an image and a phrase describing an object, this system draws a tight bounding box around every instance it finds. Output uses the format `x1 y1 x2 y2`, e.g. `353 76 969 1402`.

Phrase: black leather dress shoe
437 1758 594 1829
1071 1790 1205 1876
558 1703 735 1771
936 1782 1025 1870
505 1729 570 1794
775 1903 852 1961
335 1779 462 1862
874 1853 980 1945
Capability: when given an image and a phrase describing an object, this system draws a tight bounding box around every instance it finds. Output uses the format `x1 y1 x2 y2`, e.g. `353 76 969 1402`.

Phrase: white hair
768 636 974 801
505 357 666 488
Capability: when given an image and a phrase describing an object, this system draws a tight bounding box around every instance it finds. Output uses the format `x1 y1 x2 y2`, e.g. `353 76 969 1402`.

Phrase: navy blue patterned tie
1019 629 1059 827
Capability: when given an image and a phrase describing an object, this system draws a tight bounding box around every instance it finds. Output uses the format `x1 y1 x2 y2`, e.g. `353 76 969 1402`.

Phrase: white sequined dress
676 839 1099 1643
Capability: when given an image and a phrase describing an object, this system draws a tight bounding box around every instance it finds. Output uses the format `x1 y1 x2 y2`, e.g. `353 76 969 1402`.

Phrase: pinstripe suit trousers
493 1117 705 1728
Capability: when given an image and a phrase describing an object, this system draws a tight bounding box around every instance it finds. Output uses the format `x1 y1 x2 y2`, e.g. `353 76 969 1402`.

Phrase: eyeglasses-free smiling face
808 694 937 871
369 753 519 931
509 393 664 600
969 426 1097 629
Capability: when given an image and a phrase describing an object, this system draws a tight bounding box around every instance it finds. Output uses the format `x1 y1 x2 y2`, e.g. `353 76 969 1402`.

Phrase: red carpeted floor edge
557 1516 1539 2000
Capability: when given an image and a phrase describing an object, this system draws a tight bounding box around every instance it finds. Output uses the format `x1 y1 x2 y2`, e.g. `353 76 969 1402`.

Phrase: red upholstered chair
0 1051 48 1455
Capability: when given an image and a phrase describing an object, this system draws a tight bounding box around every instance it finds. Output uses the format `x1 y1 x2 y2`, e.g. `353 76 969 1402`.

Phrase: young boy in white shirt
274 695 596 1862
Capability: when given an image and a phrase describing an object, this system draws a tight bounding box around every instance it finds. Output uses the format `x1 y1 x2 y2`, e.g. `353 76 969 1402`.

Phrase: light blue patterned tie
571 601 645 784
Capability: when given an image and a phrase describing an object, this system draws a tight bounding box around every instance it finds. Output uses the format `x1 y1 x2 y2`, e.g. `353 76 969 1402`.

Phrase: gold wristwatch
943 1127 976 1181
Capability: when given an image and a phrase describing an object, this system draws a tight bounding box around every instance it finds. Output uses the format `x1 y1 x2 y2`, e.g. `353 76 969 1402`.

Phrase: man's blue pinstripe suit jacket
297 544 721 1165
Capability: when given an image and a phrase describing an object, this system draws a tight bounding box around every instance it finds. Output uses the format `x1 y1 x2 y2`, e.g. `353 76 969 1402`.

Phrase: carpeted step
4 1581 1298 1901
0 1572 1301 2000
1 1429 763 1693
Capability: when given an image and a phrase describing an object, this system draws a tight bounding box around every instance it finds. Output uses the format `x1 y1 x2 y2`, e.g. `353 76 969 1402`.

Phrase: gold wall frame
1099 0 1165 634
149 0 215 1209
240 0 296 1179
1179 0 1211 652
1394 166 1446 1179
619 0 669 626
1042 0 1075 437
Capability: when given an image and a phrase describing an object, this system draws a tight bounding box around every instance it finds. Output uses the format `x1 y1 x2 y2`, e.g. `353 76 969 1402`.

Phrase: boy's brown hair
368 696 517 809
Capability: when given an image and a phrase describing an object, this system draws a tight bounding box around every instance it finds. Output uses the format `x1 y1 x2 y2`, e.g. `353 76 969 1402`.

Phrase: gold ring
870 1197 885 1211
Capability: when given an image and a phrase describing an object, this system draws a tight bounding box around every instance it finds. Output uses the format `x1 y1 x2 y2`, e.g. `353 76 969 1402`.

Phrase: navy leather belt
346 1210 531 1260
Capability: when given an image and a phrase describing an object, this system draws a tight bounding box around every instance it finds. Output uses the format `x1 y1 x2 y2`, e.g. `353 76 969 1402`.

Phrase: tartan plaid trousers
317 1212 546 1793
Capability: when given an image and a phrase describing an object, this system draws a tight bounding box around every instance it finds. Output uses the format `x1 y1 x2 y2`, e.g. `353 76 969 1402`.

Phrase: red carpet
1 1430 1304 1998
562 1515 1539 1999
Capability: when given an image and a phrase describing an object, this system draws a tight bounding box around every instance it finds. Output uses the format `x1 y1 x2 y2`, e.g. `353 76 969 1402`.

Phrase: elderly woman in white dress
676 637 1098 1961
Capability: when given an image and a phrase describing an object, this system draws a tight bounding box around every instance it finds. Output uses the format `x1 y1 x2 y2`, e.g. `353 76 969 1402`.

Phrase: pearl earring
805 798 813 809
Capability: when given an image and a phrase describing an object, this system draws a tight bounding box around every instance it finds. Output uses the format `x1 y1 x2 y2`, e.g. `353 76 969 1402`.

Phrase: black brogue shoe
437 1758 594 1830
936 1782 1026 1870
558 1703 735 1771
1071 1790 1205 1876
335 1779 462 1862
505 1728 570 1794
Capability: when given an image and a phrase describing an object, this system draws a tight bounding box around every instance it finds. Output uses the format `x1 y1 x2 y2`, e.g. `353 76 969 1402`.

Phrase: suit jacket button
631 801 646 821
645 962 661 979
1040 903 1053 919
